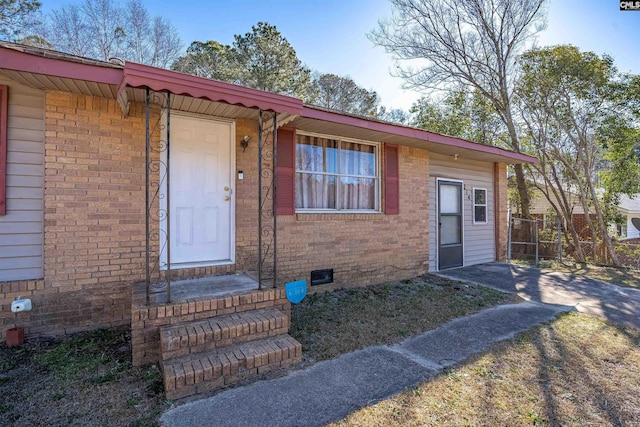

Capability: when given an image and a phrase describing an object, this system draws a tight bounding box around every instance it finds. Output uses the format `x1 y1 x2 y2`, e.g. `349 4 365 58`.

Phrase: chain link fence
508 212 640 269
507 213 562 265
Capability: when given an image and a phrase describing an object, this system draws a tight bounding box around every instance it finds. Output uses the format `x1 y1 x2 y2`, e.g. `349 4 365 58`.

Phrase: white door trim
160 112 236 269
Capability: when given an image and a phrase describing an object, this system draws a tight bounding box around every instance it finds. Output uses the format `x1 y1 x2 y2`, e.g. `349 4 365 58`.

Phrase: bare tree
43 0 181 66
147 16 181 68
124 0 181 67
82 0 126 61
377 106 410 124
0 0 41 41
370 0 547 218
124 0 148 63
47 4 91 57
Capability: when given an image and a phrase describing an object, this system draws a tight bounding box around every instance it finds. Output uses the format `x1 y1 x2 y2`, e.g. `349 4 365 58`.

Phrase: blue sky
41 0 640 109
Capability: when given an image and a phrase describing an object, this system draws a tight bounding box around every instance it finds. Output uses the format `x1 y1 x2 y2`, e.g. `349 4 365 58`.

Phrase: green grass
290 274 517 362
34 328 130 382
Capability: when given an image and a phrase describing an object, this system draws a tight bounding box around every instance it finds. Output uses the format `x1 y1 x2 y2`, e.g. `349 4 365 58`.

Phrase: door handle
224 196 230 201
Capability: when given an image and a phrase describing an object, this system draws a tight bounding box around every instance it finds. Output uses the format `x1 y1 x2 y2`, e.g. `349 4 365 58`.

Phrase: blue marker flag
285 280 307 304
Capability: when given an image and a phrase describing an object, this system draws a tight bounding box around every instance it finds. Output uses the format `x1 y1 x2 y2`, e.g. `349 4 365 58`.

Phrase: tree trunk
503 107 531 219
513 164 531 219
585 180 620 266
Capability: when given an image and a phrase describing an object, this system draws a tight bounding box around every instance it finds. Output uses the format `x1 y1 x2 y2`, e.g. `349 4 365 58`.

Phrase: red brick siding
276 145 430 289
1 92 145 339
494 162 508 262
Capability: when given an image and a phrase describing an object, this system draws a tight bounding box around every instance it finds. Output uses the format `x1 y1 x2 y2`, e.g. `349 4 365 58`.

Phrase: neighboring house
618 195 640 239
529 188 640 240
0 42 534 397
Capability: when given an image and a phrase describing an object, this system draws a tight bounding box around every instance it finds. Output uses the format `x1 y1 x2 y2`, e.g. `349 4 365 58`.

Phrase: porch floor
151 273 259 303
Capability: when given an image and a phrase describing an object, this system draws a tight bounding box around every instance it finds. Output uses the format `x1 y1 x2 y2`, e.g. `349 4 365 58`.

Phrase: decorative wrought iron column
145 88 172 304
257 110 278 289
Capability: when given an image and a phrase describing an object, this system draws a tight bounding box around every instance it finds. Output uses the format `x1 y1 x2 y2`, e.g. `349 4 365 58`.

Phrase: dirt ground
0 274 515 427
0 328 167 427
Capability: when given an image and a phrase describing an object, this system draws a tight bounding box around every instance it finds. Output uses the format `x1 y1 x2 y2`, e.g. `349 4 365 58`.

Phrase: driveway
437 262 640 330
160 302 562 427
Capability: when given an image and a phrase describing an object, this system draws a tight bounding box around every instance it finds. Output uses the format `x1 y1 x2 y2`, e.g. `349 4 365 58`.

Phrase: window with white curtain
295 133 379 211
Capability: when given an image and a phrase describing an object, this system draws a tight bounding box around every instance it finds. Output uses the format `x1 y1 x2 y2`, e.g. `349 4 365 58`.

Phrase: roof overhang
0 42 122 84
119 63 302 116
0 43 302 123
292 106 537 165
0 42 538 164
0 42 122 98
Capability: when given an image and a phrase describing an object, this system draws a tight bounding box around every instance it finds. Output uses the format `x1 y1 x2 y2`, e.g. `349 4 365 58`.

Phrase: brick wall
1 92 147 339
131 283 290 366
494 162 508 262
1 93 436 341
233 119 260 272
276 145 430 289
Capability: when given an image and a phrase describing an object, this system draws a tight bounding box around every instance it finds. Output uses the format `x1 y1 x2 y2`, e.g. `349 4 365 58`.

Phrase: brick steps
152 293 302 400
159 308 289 360
161 334 302 400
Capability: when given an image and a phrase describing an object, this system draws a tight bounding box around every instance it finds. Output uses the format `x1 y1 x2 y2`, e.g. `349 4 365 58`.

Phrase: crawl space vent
311 269 334 286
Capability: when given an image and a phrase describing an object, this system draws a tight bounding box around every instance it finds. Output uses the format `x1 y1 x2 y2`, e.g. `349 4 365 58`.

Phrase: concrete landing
152 274 258 303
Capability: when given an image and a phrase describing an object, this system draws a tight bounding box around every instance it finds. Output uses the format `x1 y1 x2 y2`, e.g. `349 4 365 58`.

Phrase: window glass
295 135 379 211
441 216 461 244
295 174 336 209
473 188 487 223
474 206 487 223
296 135 338 173
340 142 376 177
340 177 376 210
440 184 461 214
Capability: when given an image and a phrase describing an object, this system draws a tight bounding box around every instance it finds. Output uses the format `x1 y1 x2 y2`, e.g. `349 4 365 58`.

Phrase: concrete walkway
437 262 640 330
161 263 639 427
161 302 564 427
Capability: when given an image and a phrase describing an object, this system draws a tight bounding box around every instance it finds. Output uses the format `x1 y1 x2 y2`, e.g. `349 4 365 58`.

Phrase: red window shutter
276 127 295 215
384 144 399 215
0 85 8 216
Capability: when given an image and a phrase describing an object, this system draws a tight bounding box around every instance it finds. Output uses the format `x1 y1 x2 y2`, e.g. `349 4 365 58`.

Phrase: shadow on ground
438 262 640 329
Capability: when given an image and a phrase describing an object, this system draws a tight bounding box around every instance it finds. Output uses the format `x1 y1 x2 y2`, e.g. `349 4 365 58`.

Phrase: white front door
162 114 234 267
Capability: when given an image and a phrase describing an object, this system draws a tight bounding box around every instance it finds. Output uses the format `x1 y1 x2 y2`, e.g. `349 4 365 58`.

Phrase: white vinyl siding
429 153 495 271
0 76 44 281
627 215 640 239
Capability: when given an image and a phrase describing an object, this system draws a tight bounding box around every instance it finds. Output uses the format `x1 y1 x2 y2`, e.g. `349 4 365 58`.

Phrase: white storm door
164 114 234 266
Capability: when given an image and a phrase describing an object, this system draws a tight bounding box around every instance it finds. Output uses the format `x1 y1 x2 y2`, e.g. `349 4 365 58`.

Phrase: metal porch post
258 110 263 290
165 92 171 303
145 88 150 305
272 112 277 288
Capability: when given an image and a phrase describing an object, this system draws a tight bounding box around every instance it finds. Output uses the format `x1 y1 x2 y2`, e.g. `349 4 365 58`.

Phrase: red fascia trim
0 47 122 85
301 106 538 164
0 85 7 215
123 62 303 114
